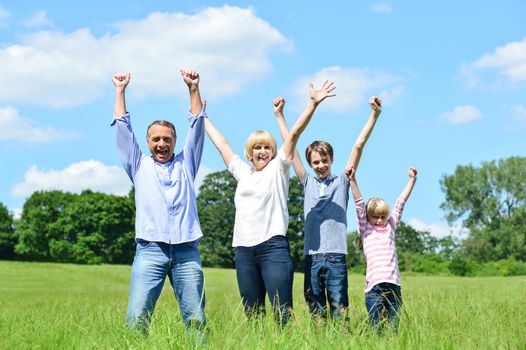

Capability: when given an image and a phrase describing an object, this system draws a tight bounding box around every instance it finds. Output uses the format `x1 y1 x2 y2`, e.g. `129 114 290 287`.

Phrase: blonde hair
365 198 390 218
243 130 277 161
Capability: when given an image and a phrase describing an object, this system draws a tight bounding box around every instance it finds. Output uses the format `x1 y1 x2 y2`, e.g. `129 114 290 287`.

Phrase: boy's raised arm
345 96 382 175
273 96 306 180
283 81 336 161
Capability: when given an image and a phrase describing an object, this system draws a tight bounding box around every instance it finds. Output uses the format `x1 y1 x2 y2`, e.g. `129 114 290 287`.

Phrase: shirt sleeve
355 197 368 236
228 154 251 181
111 113 142 182
389 197 406 230
183 109 207 180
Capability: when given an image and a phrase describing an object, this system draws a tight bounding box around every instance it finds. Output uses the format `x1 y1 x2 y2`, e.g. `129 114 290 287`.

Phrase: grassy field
1 260 525 349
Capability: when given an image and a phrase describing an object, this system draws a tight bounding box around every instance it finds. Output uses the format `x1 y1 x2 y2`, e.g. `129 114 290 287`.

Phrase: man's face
309 151 332 179
147 124 175 163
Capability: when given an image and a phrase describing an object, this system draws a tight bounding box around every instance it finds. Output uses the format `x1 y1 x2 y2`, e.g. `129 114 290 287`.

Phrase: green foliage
13 189 135 264
346 231 365 273
15 190 76 260
440 156 526 262
286 176 305 271
197 170 237 268
0 202 16 259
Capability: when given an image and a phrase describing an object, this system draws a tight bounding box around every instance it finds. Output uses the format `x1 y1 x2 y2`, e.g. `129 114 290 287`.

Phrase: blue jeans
125 239 206 333
365 282 402 329
304 253 349 319
235 235 294 324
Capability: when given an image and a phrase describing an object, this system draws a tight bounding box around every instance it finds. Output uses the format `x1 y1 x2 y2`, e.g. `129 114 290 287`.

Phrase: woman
205 81 335 323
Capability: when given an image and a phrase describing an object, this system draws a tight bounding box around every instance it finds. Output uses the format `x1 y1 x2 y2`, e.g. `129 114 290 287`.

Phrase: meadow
0 260 525 349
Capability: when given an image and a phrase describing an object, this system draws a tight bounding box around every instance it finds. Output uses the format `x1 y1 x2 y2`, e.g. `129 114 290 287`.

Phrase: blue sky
1 1 525 238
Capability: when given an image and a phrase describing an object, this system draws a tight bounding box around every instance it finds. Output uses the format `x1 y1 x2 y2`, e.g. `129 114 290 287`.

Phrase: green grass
1 261 525 349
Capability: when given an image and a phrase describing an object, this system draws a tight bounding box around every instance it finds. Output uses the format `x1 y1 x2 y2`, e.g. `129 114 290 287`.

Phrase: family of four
111 69 417 338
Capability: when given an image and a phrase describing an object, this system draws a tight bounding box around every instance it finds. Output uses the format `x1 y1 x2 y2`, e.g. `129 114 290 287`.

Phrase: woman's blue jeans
125 239 206 333
235 235 294 324
304 253 349 319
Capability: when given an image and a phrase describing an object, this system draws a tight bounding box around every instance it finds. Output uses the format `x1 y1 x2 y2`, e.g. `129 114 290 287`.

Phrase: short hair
146 120 176 140
365 198 390 218
243 130 277 161
305 141 334 165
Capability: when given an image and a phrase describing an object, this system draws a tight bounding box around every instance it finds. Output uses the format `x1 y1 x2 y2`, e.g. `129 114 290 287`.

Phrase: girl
348 166 417 330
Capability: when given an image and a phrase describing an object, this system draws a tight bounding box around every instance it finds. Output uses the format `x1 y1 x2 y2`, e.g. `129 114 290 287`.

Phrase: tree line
1 156 525 276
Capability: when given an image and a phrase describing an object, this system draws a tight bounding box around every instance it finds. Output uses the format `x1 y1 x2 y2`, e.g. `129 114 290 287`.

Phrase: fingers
369 96 382 109
112 72 130 86
273 96 285 107
408 167 417 177
180 68 199 80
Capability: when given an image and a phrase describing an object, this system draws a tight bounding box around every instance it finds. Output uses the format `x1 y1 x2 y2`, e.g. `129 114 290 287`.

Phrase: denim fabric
365 282 402 330
304 253 349 319
125 239 206 333
235 235 294 324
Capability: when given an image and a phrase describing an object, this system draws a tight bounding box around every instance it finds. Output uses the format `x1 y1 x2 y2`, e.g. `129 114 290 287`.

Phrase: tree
0 203 16 259
440 156 526 261
48 190 135 264
197 170 237 268
286 176 305 271
440 157 526 229
15 190 75 260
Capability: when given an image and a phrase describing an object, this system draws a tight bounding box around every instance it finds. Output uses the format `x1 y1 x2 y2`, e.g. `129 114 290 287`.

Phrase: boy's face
309 151 332 179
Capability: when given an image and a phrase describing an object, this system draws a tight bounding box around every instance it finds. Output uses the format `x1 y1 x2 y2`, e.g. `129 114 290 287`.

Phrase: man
112 69 206 335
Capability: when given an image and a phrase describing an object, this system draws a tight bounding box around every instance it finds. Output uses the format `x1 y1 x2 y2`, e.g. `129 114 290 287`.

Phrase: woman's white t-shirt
228 148 292 247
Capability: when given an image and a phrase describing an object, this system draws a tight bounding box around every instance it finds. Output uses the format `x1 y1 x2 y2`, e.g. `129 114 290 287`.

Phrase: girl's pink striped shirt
355 197 406 293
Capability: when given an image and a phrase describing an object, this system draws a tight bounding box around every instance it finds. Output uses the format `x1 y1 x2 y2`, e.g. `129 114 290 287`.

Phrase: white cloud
290 66 403 113
11 160 131 198
371 3 392 13
440 105 481 124
23 10 52 28
407 218 469 239
0 106 80 143
461 37 526 88
0 6 291 108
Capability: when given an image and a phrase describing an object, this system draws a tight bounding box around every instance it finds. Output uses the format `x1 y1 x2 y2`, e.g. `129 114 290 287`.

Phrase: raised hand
180 69 200 89
273 96 286 115
113 73 130 89
369 96 382 114
309 80 336 105
408 167 417 178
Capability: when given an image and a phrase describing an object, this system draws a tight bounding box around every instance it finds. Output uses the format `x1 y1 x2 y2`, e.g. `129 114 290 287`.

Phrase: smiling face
251 143 274 171
308 151 333 179
244 130 277 171
147 124 176 163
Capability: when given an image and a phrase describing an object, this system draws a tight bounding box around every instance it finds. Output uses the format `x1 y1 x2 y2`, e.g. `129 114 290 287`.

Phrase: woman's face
251 143 274 171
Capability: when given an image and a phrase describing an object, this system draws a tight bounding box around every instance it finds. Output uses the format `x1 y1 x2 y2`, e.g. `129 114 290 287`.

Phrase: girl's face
251 143 273 171
309 151 333 179
368 215 388 227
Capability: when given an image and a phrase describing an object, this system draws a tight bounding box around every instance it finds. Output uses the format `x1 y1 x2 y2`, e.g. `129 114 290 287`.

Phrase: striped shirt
355 196 406 293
